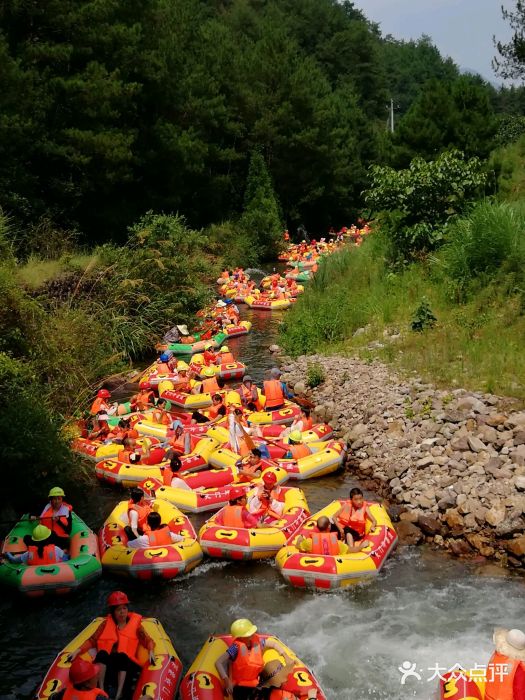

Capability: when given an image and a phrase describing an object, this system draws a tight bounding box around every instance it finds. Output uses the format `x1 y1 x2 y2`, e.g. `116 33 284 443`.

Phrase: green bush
411 298 437 332
306 362 326 388
440 200 525 299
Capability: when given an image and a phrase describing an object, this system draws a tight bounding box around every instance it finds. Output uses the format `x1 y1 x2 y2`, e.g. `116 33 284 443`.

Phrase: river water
1 277 524 700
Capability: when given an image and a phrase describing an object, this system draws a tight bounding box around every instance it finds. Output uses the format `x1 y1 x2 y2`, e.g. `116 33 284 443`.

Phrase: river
1 273 524 700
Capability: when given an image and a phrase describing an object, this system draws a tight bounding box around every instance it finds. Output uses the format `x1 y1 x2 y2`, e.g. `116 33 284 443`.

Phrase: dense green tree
494 1 525 80
391 76 497 166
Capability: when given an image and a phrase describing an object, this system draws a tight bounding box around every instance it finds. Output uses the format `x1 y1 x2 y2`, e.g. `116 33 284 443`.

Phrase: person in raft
262 368 293 412
281 432 311 461
235 448 264 482
31 486 73 550
215 619 293 699
295 516 367 555
333 488 377 551
50 656 109 700
246 472 285 523
485 627 525 699
257 659 318 699
3 524 69 565
69 592 155 700
127 511 184 549
214 488 260 528
124 488 155 541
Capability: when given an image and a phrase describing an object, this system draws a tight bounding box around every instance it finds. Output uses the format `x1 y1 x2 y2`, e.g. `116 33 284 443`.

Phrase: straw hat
261 660 290 687
494 628 525 661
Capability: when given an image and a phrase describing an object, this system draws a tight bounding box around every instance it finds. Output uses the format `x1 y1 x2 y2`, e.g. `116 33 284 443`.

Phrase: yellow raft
35 616 182 700
99 499 202 580
179 634 326 700
244 295 291 310
276 500 397 590
199 487 309 560
146 465 289 514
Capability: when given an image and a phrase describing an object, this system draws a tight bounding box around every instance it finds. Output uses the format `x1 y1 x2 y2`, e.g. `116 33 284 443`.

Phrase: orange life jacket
97 612 143 665
162 466 175 486
90 398 108 416
263 380 284 409
133 390 154 410
290 444 311 460
156 362 171 374
27 544 58 566
222 505 245 528
208 402 224 420
220 352 235 363
40 502 73 537
127 500 151 531
311 531 339 555
148 525 173 546
63 688 109 700
485 651 524 700
231 637 264 687
202 377 220 394
302 416 313 431
269 691 296 700
239 384 259 408
338 501 368 536
171 433 187 453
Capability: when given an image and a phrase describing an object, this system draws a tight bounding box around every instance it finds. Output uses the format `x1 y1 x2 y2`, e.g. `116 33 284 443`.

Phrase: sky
351 0 517 85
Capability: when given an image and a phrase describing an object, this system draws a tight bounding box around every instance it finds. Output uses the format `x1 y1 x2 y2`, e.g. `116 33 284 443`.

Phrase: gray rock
468 436 487 453
396 521 424 545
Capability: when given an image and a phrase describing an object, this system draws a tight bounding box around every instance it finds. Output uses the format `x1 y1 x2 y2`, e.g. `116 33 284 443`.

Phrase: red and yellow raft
180 634 326 700
99 499 202 579
276 500 397 590
438 670 485 699
199 487 309 560
35 616 182 700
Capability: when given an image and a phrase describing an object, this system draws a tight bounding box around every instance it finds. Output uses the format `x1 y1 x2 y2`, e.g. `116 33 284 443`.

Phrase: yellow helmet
220 346 229 353
289 430 303 443
204 342 214 350
48 487 65 498
177 360 189 371
192 354 204 365
230 618 257 638
32 525 52 542
202 366 215 378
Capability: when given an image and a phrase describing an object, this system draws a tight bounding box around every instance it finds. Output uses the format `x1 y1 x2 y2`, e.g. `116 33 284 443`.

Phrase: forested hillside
1 0 514 243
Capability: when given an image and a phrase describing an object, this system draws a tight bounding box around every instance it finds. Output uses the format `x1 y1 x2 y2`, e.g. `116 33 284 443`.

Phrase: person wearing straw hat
3 525 69 565
215 619 293 699
485 628 525 699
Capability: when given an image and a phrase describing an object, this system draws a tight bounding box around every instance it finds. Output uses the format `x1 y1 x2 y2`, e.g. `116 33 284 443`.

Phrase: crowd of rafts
0 226 403 700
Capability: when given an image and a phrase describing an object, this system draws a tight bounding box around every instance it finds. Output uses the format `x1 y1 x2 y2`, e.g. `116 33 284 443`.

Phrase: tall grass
280 202 525 399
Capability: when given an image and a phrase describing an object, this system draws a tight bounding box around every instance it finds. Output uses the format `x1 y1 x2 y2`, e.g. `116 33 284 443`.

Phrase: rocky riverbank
279 353 525 569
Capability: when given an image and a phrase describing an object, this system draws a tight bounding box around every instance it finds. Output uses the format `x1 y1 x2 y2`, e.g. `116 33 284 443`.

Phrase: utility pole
389 98 395 133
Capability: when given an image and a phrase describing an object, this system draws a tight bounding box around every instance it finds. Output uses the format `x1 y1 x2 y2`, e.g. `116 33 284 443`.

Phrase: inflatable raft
276 501 397 590
73 432 158 462
180 633 326 700
438 670 485 699
165 331 228 356
223 320 252 337
199 487 309 560
99 499 202 579
247 401 302 426
141 466 288 514
0 513 101 597
244 295 291 311
35 616 182 700
95 436 220 487
190 361 246 381
276 441 346 480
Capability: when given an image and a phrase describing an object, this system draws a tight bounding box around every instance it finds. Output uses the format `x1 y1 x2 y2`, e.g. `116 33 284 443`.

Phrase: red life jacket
63 688 109 700
27 544 58 566
311 531 339 555
338 502 368 536
97 612 143 665
485 651 524 700
148 526 172 546
40 502 72 537
263 380 284 409
221 505 245 528
231 637 264 687
127 500 151 531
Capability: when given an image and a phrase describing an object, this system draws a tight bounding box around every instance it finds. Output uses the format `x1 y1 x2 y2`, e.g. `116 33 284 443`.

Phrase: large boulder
396 521 424 545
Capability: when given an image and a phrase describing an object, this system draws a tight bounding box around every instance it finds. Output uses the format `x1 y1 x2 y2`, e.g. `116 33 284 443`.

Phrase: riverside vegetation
2 0 525 508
